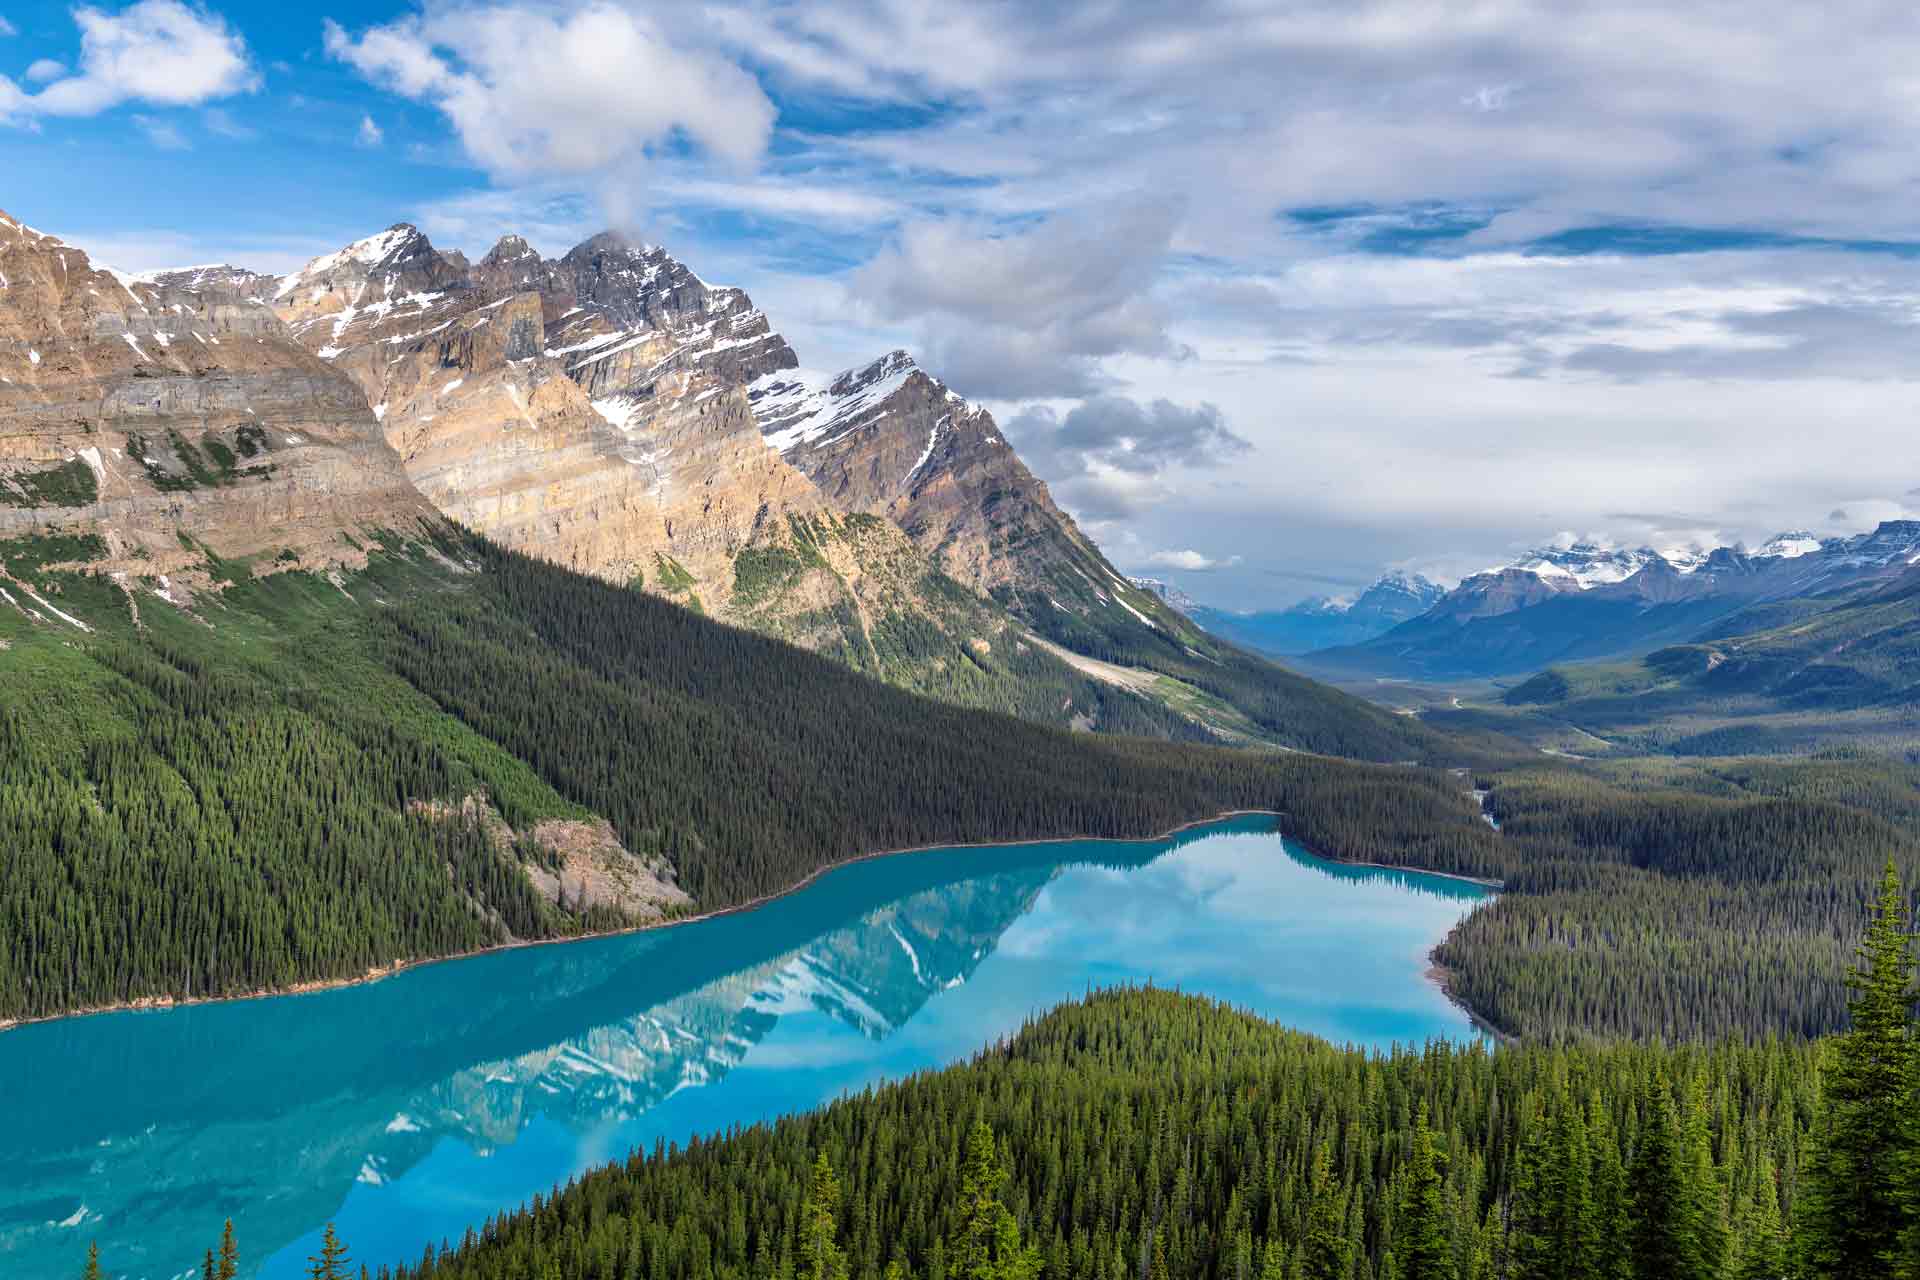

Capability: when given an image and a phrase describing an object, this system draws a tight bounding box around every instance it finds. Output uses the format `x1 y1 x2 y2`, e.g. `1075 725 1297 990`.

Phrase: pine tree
1585 1095 1632 1280
310 1223 352 1280
1678 1081 1726 1278
1801 861 1915 1280
202 1249 216 1280
1396 1105 1451 1280
1300 1143 1350 1280
217 1220 238 1280
83 1242 103 1280
799 1153 850 1280
1733 1159 1788 1280
1628 1074 1700 1280
950 1122 1041 1280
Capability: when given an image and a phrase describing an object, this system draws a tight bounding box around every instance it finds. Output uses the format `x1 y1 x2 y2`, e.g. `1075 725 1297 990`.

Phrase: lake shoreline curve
0 808 1502 1035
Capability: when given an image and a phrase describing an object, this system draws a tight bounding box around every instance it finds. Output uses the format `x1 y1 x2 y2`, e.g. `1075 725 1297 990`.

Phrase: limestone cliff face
0 209 436 581
753 351 1193 643
264 225 1045 698
265 225 828 603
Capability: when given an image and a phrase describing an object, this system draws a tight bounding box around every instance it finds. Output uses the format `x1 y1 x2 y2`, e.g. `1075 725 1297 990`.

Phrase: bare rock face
753 350 1189 638
267 223 1024 684
267 225 829 604
0 208 437 579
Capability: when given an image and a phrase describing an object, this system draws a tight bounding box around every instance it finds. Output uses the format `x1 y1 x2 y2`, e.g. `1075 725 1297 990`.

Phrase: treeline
357 986 1819 1280
1000 574 1501 766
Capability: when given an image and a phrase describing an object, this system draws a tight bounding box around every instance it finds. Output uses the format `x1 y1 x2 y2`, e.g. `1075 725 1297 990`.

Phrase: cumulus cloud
356 113 382 147
855 203 1186 398
1006 395 1249 521
24 59 64 82
323 4 775 183
0 0 257 122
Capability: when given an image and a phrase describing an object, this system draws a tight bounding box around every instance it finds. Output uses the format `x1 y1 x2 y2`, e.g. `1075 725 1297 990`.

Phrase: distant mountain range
1296 523 1920 687
1182 570 1446 656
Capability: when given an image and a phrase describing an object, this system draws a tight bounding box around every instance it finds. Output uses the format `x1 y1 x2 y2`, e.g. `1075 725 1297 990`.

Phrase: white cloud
0 0 257 122
356 113 382 147
0 17 15 38
856 203 1186 397
324 4 775 182
131 113 188 149
1144 549 1241 572
25 59 64 83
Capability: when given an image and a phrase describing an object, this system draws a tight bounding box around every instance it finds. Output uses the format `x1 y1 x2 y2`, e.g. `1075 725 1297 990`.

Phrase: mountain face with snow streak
751 349 1207 660
0 208 436 591
188 220 1216 737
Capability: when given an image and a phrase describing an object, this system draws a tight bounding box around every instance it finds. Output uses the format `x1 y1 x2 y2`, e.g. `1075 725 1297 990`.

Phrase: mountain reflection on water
0 816 1488 1280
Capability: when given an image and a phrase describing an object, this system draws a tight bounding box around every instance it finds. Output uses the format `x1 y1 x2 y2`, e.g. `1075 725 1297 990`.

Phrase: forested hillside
323 987 1820 1280
0 526 1500 1022
1357 754 1920 1041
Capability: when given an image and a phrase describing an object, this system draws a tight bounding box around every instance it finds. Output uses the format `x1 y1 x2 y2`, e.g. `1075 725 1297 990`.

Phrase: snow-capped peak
1501 542 1657 589
275 224 432 297
1753 531 1822 559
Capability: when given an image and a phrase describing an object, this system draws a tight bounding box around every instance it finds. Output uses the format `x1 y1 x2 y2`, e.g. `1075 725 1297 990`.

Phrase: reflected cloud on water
0 817 1488 1279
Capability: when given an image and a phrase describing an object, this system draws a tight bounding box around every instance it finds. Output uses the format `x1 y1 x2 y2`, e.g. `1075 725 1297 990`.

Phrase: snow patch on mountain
753 350 922 453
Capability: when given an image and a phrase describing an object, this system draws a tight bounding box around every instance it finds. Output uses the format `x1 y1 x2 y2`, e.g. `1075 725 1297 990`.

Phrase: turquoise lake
0 816 1491 1279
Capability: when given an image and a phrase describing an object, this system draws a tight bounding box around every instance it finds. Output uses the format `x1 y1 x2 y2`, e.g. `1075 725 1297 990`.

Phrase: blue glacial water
0 816 1490 1279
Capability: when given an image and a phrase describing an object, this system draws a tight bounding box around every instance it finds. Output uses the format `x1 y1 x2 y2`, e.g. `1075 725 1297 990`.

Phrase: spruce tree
217 1220 238 1280
1733 1159 1788 1280
950 1122 1041 1280
310 1223 352 1280
1679 1081 1726 1278
1301 1143 1350 1280
1627 1074 1699 1280
1396 1105 1451 1280
799 1153 850 1280
1801 861 1915 1280
83 1242 103 1280
1585 1095 1632 1280
202 1249 215 1280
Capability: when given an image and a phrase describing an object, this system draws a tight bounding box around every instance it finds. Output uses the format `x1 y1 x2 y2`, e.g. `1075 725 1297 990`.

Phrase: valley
1 192 1916 1280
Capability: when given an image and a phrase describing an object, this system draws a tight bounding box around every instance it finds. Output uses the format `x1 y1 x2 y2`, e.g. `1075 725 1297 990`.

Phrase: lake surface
0 816 1490 1280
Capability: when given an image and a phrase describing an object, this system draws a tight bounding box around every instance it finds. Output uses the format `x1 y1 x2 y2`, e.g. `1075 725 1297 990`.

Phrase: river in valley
0 816 1490 1279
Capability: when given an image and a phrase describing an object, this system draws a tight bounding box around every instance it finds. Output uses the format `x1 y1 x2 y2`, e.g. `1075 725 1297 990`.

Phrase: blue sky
6 0 1920 607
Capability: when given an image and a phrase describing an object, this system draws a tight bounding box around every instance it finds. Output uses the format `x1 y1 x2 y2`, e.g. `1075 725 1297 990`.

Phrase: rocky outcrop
0 208 437 581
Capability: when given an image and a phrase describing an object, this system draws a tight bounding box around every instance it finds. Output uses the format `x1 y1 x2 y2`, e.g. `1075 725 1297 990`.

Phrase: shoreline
0 807 1502 1035
1425 951 1518 1044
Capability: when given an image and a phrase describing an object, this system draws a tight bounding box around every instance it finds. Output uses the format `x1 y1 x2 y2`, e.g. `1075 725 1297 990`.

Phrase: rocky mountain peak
482 234 538 264
832 350 919 397
274 223 466 308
